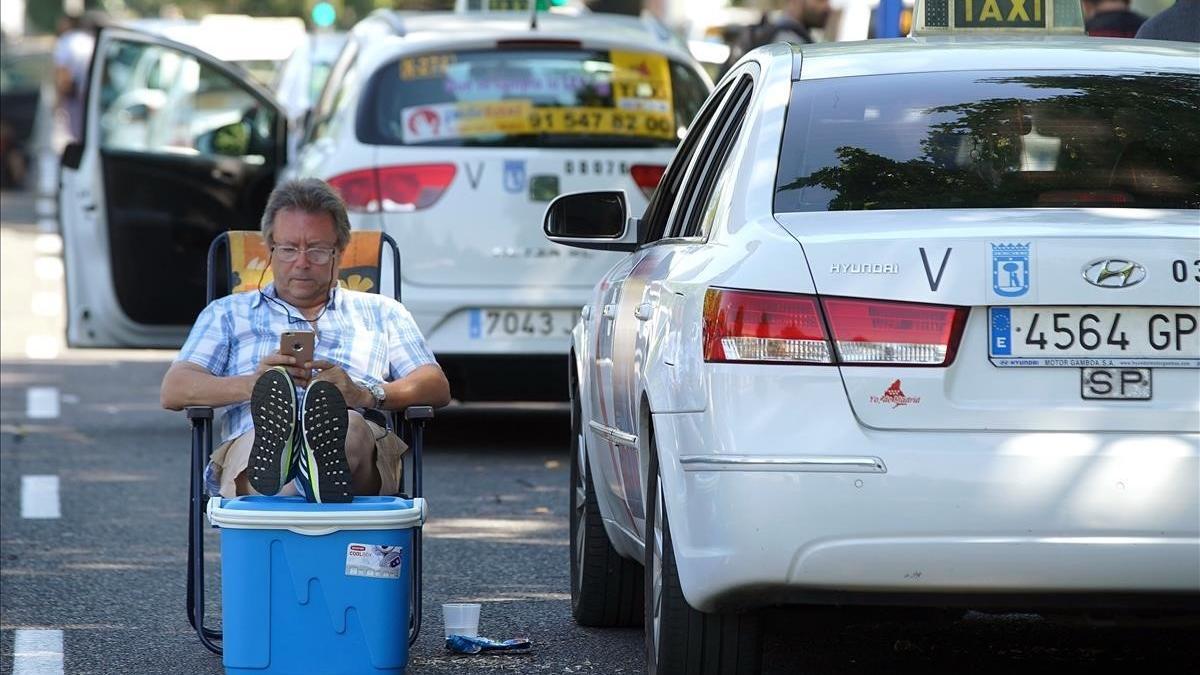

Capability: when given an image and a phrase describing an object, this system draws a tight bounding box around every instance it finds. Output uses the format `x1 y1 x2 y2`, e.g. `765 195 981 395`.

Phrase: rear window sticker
400 53 456 80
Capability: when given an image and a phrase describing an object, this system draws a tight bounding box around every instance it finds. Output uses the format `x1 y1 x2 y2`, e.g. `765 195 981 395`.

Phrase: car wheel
569 382 644 627
645 433 762 675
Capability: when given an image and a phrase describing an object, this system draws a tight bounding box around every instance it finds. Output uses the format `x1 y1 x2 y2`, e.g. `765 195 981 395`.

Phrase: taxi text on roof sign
911 0 1084 35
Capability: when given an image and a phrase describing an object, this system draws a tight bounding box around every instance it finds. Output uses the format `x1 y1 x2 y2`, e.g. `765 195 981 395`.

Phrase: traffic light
312 2 336 28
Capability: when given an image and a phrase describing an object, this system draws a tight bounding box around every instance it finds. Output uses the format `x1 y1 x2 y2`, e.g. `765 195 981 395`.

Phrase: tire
569 381 644 627
645 434 762 675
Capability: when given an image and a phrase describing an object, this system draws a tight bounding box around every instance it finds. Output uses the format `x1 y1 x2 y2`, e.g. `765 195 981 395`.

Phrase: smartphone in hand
280 330 315 367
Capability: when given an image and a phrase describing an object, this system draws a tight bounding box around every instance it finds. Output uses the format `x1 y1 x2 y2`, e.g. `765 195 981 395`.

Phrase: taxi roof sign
911 0 1084 35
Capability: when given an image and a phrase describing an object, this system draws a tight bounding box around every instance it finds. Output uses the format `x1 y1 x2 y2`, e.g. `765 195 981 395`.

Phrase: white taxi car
545 1 1200 672
59 10 710 406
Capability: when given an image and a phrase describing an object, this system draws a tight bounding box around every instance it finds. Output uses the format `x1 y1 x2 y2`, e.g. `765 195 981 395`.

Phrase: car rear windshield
358 47 708 148
775 70 1200 212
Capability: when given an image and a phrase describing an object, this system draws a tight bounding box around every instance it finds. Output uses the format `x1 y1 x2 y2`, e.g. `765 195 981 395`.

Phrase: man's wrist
359 382 383 409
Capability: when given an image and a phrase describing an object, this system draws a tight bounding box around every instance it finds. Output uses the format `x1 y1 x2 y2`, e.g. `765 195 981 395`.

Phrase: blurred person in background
1135 0 1200 41
53 12 95 147
1082 0 1146 37
722 0 832 73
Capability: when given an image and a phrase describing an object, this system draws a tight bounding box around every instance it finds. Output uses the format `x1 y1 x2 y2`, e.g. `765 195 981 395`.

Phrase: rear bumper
399 283 586 356
438 354 568 402
651 394 1200 613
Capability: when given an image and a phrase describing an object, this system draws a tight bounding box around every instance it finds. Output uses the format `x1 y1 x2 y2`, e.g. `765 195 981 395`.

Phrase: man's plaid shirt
176 283 437 445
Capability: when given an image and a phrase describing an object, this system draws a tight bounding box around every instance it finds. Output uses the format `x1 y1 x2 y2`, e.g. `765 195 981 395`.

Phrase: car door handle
634 303 653 321
601 304 616 319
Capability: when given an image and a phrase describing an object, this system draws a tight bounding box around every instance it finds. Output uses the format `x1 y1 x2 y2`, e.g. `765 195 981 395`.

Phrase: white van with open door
59 27 286 348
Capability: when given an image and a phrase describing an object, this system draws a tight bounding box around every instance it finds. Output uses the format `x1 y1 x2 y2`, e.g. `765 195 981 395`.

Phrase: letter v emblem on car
919 247 952 292
465 162 485 189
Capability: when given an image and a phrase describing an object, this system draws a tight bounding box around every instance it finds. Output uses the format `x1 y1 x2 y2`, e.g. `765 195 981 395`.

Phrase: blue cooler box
207 496 425 675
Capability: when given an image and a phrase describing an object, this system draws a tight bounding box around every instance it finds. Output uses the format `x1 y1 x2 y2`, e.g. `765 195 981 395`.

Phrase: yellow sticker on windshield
610 51 674 119
401 101 534 143
400 53 457 80
529 107 675 139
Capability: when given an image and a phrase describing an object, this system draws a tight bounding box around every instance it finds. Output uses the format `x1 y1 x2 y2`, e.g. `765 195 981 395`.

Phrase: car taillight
703 288 832 364
823 297 966 366
702 289 967 366
327 169 378 213
630 164 665 200
328 164 456 213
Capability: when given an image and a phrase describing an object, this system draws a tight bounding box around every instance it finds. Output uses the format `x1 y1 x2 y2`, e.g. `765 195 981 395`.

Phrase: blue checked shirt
177 283 437 446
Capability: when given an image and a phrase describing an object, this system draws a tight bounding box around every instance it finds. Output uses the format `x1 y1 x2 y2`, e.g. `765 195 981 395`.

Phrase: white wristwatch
366 382 386 408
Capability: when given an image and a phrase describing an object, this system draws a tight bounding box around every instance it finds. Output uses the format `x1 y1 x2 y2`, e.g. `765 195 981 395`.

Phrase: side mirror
198 121 251 157
543 190 639 252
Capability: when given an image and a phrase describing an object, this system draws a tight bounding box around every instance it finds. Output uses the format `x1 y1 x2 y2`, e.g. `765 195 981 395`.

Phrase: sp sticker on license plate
1081 368 1151 400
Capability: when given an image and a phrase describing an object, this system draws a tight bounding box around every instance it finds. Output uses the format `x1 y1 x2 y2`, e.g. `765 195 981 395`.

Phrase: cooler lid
208 496 426 535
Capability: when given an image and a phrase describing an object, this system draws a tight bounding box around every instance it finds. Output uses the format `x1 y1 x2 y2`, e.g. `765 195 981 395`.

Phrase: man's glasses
271 245 336 265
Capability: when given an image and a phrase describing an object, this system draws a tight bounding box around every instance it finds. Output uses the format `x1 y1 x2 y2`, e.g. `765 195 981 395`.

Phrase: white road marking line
34 234 63 255
21 476 61 519
32 291 62 317
34 256 64 281
27 387 61 419
13 629 64 675
24 336 61 360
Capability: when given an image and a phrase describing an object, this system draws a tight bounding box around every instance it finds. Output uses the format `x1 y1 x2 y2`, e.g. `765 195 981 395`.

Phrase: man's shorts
203 411 407 498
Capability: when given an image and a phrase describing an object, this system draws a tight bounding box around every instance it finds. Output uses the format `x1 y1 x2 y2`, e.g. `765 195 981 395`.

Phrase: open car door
60 28 286 348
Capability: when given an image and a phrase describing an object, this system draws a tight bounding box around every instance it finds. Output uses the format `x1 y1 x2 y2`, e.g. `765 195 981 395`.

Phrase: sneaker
299 380 353 503
247 366 297 496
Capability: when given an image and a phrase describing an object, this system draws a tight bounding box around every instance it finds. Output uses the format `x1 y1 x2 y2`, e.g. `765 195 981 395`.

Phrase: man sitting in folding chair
161 178 450 503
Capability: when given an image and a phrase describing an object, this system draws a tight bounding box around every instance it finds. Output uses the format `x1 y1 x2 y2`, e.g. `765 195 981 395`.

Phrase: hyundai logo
1082 258 1146 288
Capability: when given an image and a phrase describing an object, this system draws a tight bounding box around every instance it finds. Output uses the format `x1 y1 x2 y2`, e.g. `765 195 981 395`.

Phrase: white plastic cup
443 602 481 638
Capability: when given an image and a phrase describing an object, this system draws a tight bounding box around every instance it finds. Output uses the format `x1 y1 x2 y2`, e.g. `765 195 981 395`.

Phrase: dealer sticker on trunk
345 543 403 580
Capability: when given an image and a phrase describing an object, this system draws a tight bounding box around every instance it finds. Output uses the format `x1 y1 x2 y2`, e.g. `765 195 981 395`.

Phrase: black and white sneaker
299 380 353 503
248 366 297 496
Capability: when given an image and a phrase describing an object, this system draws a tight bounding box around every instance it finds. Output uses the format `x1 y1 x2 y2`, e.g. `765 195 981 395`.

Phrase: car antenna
530 0 538 30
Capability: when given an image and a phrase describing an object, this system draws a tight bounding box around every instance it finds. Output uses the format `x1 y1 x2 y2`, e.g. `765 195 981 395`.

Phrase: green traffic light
312 2 336 27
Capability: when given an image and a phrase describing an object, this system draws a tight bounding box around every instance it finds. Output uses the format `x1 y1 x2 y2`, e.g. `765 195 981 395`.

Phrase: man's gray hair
260 178 351 251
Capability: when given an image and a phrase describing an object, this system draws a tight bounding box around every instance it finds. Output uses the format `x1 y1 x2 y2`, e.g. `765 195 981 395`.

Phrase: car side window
664 71 754 240
97 40 277 163
640 79 733 245
307 37 358 143
683 76 754 239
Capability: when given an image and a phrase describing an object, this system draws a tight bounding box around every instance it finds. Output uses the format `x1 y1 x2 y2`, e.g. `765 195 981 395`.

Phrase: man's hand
255 352 310 389
309 360 372 408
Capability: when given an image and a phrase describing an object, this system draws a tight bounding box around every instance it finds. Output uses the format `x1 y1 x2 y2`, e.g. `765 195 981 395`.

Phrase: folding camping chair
185 230 430 654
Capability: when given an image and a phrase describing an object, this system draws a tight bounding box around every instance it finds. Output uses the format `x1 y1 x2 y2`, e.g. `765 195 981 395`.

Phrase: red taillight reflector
378 164 455 211
328 168 379 213
328 164 456 213
703 288 832 363
822 297 966 366
630 164 666 200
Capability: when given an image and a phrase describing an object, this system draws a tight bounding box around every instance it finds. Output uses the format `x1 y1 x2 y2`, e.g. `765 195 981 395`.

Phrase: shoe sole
248 368 296 496
302 381 353 503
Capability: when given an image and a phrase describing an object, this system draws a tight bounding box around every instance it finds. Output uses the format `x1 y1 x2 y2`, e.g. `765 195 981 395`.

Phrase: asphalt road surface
2 188 1197 674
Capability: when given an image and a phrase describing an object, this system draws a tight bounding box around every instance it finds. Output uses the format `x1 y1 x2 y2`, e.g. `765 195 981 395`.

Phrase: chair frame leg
187 411 222 654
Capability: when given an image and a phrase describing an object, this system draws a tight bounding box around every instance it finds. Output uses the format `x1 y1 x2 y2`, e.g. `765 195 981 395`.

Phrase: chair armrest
404 406 434 421
186 406 214 421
